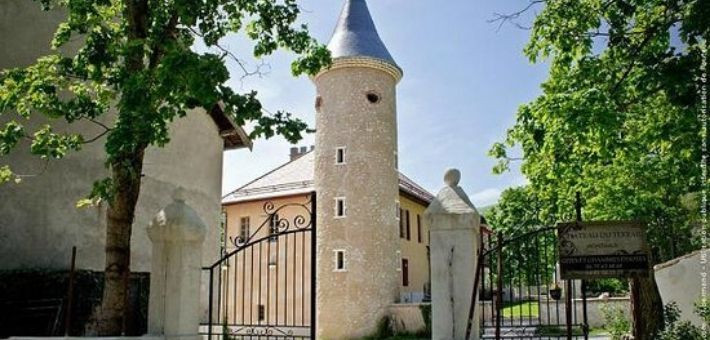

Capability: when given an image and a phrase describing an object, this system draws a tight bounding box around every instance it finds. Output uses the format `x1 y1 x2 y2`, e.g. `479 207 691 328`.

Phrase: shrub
586 278 628 296
694 298 710 325
373 316 394 339
600 303 630 340
656 302 707 340
419 304 431 336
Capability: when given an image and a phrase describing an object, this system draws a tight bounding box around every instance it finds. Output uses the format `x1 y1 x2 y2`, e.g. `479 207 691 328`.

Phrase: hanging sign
557 221 650 279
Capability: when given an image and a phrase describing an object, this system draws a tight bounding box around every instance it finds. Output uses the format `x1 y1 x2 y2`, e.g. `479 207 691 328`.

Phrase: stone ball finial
444 168 461 187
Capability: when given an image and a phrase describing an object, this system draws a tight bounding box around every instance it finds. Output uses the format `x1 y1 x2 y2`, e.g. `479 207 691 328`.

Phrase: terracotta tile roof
222 151 434 205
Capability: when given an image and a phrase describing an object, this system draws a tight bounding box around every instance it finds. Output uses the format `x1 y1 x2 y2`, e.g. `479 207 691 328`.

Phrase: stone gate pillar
424 169 481 340
147 189 206 340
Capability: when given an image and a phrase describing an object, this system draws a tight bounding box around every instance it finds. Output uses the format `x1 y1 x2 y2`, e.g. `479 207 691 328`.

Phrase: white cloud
470 188 502 207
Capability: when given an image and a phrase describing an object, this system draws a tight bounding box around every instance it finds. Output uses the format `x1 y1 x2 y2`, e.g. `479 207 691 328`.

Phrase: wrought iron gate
470 226 589 339
202 192 316 339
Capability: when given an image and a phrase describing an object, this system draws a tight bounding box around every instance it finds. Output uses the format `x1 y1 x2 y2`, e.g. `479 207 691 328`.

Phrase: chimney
290 145 314 161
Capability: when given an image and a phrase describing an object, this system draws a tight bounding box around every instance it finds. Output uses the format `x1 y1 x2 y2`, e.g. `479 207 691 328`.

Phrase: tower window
396 250 402 271
334 250 346 272
366 92 380 104
335 147 346 164
395 201 400 220
334 197 346 218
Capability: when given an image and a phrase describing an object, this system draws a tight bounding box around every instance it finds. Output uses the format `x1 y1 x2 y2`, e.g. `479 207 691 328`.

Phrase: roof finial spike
327 0 398 66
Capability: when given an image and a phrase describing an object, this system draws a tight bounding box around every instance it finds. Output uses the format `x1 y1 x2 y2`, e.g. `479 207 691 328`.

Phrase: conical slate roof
327 0 397 66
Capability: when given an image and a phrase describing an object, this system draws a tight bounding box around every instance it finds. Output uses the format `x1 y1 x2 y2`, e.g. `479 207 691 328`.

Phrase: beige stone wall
314 59 401 339
398 194 430 302
0 0 225 275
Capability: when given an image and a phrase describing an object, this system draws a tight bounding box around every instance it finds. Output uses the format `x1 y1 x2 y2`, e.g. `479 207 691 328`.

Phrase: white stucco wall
654 249 708 327
0 0 224 274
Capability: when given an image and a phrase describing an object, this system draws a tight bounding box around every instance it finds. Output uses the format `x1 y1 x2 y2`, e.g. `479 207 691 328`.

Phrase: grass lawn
589 328 610 336
501 300 540 318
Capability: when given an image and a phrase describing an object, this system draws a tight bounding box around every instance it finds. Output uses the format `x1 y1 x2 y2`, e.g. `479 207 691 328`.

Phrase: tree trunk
630 275 664 340
91 149 145 335
89 0 150 334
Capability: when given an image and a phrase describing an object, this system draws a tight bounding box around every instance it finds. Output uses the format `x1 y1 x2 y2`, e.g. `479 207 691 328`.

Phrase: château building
219 0 436 338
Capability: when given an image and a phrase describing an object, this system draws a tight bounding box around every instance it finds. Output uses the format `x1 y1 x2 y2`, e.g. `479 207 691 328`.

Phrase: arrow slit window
334 197 346 218
335 147 346 165
334 250 346 272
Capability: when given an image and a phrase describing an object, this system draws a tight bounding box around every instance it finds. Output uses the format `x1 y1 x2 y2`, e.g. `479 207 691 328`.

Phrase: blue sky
219 0 548 207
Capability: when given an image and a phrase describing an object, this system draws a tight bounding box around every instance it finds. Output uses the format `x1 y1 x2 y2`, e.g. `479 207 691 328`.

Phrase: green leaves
0 121 25 156
77 177 114 208
490 0 706 262
0 165 13 184
251 110 311 143
30 125 83 159
2 0 331 205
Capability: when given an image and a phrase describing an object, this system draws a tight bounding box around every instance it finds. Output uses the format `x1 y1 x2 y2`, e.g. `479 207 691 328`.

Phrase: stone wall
388 303 428 334
0 270 149 336
654 249 708 327
0 0 225 274
479 296 631 329
541 297 631 328
0 1 228 326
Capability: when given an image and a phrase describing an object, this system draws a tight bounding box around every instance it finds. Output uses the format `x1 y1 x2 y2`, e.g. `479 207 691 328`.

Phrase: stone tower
313 0 403 338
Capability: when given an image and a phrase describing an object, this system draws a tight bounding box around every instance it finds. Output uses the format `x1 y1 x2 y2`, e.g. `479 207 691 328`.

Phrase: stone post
424 169 481 340
147 189 206 340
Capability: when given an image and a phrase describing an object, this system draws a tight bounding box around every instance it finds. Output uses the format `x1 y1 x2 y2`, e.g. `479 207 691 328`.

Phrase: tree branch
488 0 545 31
82 128 111 144
86 118 113 131
14 159 51 179
188 27 271 81
79 117 113 144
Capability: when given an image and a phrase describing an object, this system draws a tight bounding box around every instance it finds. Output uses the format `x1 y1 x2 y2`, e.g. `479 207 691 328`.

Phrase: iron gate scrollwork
469 226 589 340
203 192 316 339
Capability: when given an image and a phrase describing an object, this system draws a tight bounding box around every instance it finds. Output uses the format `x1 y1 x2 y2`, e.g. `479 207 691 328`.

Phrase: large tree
489 0 708 338
0 0 329 335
